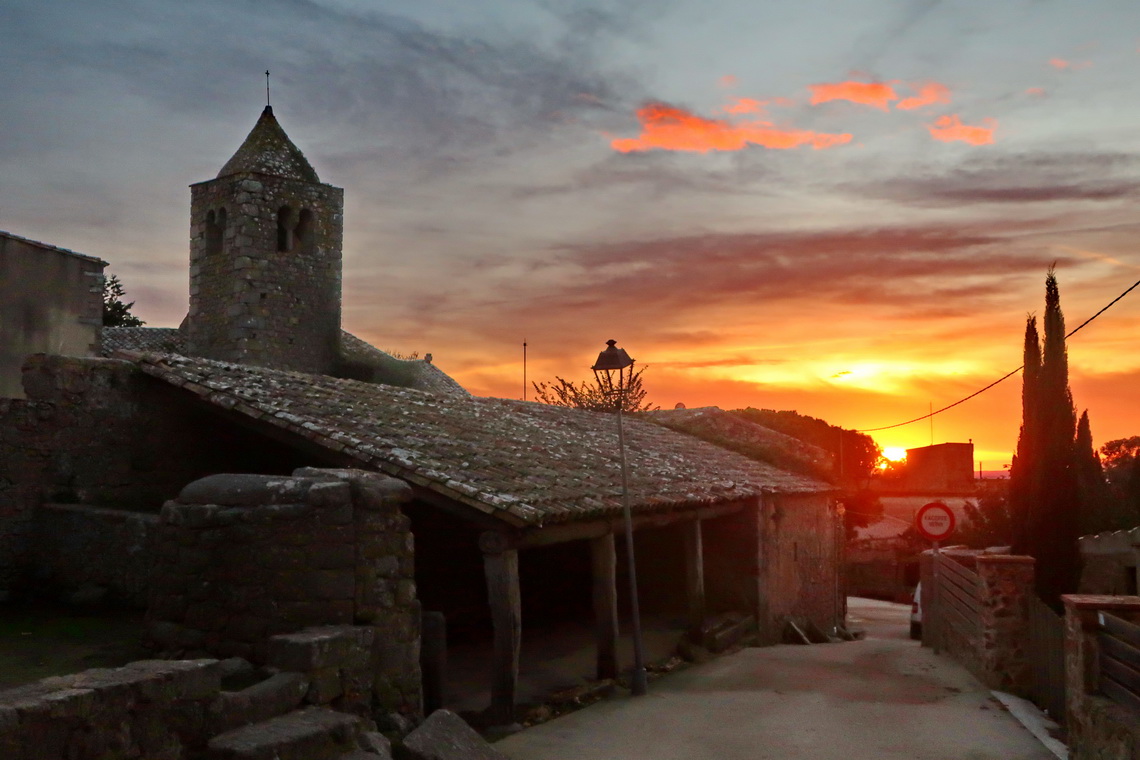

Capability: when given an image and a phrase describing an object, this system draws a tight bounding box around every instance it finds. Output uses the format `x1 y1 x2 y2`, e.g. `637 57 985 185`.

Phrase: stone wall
703 492 843 644
0 626 399 760
0 232 104 399
146 469 422 717
32 503 159 608
920 549 1035 696
187 171 343 375
0 354 324 598
1063 595 1140 760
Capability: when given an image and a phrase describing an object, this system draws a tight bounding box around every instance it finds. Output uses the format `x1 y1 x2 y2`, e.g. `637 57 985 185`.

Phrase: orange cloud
895 81 951 110
927 114 996 145
611 103 852 153
719 74 737 88
809 80 898 110
724 97 764 115
1050 57 1092 70
1026 87 1046 96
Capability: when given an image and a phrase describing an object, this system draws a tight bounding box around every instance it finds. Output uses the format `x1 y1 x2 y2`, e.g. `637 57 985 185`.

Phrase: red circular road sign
915 501 956 541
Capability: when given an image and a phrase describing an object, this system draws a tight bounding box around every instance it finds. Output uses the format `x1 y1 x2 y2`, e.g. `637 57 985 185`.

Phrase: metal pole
616 368 647 696
931 540 941 654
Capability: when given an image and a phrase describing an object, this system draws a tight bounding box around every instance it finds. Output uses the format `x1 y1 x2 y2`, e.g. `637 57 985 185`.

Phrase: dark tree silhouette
532 366 657 413
102 274 145 327
1010 268 1082 606
1099 436 1140 528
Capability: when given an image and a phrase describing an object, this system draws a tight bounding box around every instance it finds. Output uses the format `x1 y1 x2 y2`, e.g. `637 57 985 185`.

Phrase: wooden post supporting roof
591 533 619 680
480 532 521 726
682 519 706 637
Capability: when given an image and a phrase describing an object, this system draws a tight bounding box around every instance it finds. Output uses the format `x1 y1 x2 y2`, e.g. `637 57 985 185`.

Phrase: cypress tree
1009 316 1040 552
1075 410 1112 533
1011 269 1082 606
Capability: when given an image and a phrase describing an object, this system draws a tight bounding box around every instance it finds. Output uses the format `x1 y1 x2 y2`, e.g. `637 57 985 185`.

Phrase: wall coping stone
1063 594 1140 611
40 503 160 524
976 555 1036 565
178 474 318 506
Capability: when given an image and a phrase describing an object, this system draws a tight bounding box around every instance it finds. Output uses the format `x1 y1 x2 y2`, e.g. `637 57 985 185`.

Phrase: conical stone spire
217 106 320 183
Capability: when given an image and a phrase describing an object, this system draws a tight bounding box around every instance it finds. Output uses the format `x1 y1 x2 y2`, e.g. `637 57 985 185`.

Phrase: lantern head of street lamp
591 339 634 373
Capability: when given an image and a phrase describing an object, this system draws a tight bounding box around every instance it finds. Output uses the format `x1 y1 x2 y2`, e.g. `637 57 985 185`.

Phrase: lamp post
591 339 648 696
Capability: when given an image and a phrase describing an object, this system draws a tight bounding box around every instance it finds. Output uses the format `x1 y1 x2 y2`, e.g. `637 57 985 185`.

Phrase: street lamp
591 339 648 696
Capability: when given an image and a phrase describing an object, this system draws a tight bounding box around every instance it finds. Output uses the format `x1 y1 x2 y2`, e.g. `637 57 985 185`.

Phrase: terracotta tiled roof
120 352 830 528
216 106 320 183
101 327 185 354
99 327 467 397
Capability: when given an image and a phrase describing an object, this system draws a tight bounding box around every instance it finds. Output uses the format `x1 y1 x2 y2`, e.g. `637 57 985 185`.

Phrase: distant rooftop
0 230 107 266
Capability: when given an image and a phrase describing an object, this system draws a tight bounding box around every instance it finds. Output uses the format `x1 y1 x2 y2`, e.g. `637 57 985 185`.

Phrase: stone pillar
976 555 1035 696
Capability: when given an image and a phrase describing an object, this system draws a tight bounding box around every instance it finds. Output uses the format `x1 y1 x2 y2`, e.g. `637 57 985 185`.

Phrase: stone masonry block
266 626 374 672
401 710 508 760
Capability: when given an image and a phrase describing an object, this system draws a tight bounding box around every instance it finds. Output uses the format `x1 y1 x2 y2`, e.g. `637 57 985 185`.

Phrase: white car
910 582 923 640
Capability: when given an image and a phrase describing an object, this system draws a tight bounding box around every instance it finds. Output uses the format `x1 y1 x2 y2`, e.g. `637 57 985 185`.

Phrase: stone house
0 105 841 722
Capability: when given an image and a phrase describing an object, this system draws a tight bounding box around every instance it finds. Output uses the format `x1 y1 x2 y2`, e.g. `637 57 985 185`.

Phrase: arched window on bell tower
206 207 226 257
277 205 296 252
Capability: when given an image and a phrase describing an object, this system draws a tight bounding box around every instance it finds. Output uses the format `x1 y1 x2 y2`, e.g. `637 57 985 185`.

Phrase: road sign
915 501 956 541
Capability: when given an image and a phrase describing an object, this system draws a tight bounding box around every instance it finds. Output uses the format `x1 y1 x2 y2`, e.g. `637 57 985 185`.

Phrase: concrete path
496 598 1057 760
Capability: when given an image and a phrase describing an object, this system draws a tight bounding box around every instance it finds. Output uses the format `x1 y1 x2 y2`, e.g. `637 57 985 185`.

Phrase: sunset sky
4 0 1140 468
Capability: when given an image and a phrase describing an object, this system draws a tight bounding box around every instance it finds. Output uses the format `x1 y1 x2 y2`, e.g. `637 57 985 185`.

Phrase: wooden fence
1098 611 1140 714
931 552 981 652
1028 595 1067 727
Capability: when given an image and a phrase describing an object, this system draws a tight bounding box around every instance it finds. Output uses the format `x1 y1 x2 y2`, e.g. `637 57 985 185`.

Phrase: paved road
496 598 1056 760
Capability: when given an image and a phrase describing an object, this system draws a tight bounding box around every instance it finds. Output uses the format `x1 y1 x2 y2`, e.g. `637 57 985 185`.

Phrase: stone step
207 706 365 760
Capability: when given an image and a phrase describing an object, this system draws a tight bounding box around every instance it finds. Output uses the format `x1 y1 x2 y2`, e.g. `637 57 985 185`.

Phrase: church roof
99 327 469 397
119 352 831 528
217 106 320 183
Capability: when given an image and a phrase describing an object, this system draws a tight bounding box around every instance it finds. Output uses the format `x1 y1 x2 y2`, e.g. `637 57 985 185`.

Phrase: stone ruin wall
0 354 329 600
187 173 343 375
0 627 399 760
0 356 212 597
146 469 421 717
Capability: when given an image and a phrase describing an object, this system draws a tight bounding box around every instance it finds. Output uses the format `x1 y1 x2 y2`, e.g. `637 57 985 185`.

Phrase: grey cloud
856 152 1140 206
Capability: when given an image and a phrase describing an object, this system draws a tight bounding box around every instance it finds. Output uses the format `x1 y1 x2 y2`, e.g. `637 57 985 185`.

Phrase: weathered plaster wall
0 234 104 399
146 469 422 716
187 172 343 374
761 492 843 638
1079 527 1140 596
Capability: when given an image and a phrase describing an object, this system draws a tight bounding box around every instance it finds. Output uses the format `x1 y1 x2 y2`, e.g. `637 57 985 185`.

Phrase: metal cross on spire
265 70 271 106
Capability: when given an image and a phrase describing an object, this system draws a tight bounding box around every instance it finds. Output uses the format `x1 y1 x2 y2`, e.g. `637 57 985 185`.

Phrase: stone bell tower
186 106 343 374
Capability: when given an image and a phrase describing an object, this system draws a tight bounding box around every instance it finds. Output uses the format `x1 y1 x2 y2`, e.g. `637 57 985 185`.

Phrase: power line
856 275 1140 433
